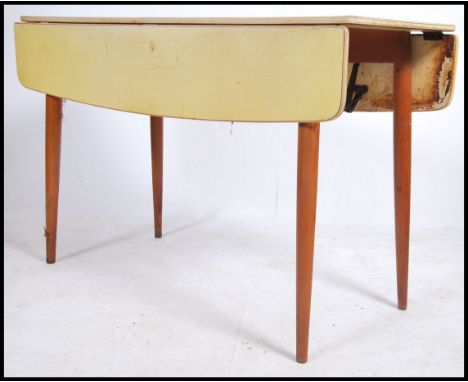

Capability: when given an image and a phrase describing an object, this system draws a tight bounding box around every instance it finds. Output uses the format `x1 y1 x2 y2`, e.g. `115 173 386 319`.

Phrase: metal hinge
345 63 368 113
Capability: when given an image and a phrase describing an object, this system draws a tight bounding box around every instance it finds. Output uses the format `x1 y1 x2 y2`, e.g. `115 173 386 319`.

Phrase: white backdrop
4 5 464 377
5 4 464 232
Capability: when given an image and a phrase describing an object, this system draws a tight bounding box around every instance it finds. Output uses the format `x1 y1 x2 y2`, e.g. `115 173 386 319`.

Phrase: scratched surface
14 23 348 122
349 34 457 112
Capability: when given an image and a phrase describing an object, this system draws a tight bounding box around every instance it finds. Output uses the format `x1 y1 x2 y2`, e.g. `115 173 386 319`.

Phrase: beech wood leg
45 95 63 264
296 122 320 363
150 116 164 238
393 33 412 310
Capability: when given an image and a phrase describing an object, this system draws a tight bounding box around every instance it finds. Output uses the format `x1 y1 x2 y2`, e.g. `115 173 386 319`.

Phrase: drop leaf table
14 15 458 363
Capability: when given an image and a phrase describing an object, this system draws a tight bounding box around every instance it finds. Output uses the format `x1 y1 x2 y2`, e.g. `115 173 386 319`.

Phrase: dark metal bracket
423 31 444 40
345 63 368 113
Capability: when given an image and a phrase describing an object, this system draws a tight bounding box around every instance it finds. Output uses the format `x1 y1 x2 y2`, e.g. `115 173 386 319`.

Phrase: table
14 16 458 363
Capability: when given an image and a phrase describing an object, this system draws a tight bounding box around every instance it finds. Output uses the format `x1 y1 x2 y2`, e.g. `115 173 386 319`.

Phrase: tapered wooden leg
45 95 63 264
393 33 412 310
296 122 320 363
150 116 163 238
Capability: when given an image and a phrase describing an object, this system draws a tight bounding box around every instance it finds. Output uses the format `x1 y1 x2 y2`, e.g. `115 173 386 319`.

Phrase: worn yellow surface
349 34 458 111
15 23 348 122
20 15 455 32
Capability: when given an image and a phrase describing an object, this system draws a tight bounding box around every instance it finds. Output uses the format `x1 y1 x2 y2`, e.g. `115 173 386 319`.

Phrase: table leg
393 33 412 310
150 116 164 238
45 95 63 264
296 122 320 363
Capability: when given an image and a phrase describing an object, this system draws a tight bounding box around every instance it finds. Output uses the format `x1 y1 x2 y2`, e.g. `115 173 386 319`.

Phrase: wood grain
349 28 407 63
150 116 163 238
393 33 412 310
296 122 320 363
45 95 62 264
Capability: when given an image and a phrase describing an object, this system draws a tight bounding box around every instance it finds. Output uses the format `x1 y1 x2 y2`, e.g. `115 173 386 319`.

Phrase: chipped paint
349 35 456 112
435 57 453 106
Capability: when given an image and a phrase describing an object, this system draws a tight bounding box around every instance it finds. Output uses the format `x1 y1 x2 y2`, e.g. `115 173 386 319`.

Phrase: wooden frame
295 30 414 362
349 34 457 111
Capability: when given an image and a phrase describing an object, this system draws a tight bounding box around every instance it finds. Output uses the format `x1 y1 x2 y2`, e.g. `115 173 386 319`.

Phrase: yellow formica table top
15 16 457 121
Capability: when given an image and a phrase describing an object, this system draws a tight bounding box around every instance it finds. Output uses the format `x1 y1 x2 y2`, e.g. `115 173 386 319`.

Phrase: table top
15 15 458 121
20 15 455 32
